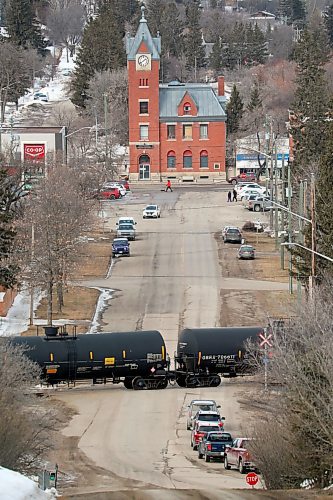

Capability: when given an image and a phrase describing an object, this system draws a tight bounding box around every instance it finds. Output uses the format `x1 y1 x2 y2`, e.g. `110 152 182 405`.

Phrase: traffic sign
259 332 273 348
246 472 259 486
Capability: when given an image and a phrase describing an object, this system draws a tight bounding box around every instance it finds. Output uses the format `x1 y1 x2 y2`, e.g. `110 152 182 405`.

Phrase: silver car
186 400 220 430
117 223 135 241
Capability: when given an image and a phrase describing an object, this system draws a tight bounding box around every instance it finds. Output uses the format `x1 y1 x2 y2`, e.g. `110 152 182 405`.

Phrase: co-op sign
23 144 46 162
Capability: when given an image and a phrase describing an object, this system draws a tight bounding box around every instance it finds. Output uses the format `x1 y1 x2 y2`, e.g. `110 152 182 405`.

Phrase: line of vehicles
222 226 256 260
186 399 258 473
235 183 272 213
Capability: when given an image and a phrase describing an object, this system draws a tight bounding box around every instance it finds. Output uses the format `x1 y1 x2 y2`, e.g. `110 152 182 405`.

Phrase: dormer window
183 103 191 114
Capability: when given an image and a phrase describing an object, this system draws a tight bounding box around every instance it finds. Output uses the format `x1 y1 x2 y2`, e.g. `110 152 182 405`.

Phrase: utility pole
274 144 279 249
194 56 197 83
310 172 316 297
29 223 35 326
104 93 108 173
288 161 293 294
280 155 285 270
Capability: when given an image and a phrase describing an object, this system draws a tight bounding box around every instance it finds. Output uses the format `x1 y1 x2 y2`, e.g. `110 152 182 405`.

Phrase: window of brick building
183 150 192 169
183 102 191 114
183 124 192 139
200 124 208 139
140 125 149 140
139 101 149 114
167 151 176 168
167 124 176 139
200 150 208 168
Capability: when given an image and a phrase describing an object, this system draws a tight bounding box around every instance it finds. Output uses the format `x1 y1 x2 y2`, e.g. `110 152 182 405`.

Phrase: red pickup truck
224 438 258 474
228 172 256 185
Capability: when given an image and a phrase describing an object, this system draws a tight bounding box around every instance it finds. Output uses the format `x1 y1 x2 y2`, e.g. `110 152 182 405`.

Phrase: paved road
56 187 275 496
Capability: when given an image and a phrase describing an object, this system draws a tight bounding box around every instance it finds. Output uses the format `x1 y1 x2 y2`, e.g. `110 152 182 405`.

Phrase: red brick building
126 7 227 182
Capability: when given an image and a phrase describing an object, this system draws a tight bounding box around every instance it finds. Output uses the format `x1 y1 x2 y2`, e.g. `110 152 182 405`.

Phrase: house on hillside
126 6 227 182
248 11 279 29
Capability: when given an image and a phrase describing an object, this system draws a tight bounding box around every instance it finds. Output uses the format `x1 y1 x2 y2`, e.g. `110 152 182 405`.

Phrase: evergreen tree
71 3 126 108
160 2 183 58
291 0 306 25
250 24 268 65
226 84 244 135
324 4 333 48
146 0 164 36
184 0 206 69
316 121 333 276
247 81 262 111
209 37 222 74
5 0 46 53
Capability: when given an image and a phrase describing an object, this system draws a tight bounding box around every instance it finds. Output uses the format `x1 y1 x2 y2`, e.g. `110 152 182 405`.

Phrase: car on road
242 193 261 208
117 223 136 241
191 423 221 450
192 411 225 430
228 172 256 185
112 238 130 257
238 245 255 260
222 226 240 238
198 432 233 462
143 204 161 218
96 187 121 200
223 227 242 244
224 438 258 474
118 179 130 191
240 188 268 201
116 217 137 227
187 400 221 430
236 183 265 194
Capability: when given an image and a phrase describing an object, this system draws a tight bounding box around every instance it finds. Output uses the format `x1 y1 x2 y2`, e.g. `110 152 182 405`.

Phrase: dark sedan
198 432 233 462
224 228 242 243
112 238 130 257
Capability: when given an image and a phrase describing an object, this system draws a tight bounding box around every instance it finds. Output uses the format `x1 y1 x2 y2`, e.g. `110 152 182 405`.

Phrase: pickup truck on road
198 432 233 462
224 438 258 474
248 196 271 212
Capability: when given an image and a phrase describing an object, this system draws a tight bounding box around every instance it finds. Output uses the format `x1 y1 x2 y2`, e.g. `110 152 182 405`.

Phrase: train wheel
132 377 146 390
185 376 198 388
176 376 186 387
123 377 134 389
209 376 221 387
157 379 168 389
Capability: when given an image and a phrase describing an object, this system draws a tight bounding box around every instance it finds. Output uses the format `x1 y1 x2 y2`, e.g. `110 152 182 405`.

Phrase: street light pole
103 93 108 172
310 172 316 297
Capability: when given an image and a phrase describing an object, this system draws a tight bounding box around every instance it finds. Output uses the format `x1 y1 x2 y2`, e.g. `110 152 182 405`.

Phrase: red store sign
24 144 46 162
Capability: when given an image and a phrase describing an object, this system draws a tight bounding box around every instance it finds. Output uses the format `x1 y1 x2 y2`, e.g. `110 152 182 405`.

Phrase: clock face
136 54 151 71
138 55 149 67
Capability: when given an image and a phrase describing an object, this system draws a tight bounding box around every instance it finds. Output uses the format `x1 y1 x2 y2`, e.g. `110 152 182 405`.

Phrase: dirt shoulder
215 230 295 326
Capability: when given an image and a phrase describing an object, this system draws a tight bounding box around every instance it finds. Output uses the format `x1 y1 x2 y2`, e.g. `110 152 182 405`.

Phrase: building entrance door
139 155 150 180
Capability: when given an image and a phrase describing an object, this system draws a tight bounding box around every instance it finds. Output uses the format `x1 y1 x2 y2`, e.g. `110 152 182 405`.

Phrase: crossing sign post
259 329 273 391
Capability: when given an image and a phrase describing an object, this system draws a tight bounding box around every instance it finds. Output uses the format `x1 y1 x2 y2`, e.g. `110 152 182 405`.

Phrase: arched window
183 150 192 169
200 150 208 168
167 151 176 168
183 102 191 114
139 154 150 164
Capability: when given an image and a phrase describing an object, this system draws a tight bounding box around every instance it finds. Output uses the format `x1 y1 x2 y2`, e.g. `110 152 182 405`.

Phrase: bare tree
0 341 58 473
46 0 85 61
20 165 96 323
244 283 333 489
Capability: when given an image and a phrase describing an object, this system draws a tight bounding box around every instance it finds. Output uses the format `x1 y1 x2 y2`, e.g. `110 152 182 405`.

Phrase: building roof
0 126 65 134
126 6 161 60
250 10 276 18
159 83 226 121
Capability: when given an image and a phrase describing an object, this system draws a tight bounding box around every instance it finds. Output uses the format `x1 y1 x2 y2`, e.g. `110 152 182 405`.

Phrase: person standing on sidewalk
227 191 232 202
233 189 238 202
166 179 173 192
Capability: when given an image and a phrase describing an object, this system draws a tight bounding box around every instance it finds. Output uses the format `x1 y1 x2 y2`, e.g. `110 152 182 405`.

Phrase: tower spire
140 5 146 22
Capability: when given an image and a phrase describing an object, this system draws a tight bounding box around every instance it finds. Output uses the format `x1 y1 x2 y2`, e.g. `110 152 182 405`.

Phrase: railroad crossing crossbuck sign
259 331 273 348
246 472 259 487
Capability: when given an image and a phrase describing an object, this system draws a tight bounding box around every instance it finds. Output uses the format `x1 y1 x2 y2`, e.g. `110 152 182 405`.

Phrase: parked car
143 204 161 218
191 423 221 450
187 400 221 430
117 223 136 240
198 432 233 462
228 172 256 185
222 226 240 237
118 179 130 191
192 411 225 430
242 193 261 208
240 188 267 201
33 92 49 102
224 438 258 474
224 227 242 244
96 187 121 200
112 238 130 257
248 196 271 212
116 217 137 227
103 182 126 197
238 245 255 260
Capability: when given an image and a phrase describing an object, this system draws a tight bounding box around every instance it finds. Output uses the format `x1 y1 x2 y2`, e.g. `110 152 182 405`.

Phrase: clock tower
126 6 161 180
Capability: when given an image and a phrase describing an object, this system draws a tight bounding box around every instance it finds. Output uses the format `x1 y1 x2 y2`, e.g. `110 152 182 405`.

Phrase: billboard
23 144 46 162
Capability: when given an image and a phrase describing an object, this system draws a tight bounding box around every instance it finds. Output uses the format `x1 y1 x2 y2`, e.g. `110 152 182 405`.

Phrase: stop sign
246 472 259 486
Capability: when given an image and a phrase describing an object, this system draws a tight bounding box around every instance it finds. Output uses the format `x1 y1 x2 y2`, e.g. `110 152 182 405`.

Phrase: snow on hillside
0 467 57 500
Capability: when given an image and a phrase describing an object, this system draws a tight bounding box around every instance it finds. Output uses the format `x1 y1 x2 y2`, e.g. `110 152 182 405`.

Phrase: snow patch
0 288 44 337
0 466 57 499
88 287 114 334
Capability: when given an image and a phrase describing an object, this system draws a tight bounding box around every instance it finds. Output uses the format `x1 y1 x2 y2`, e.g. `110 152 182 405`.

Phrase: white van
116 217 137 227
